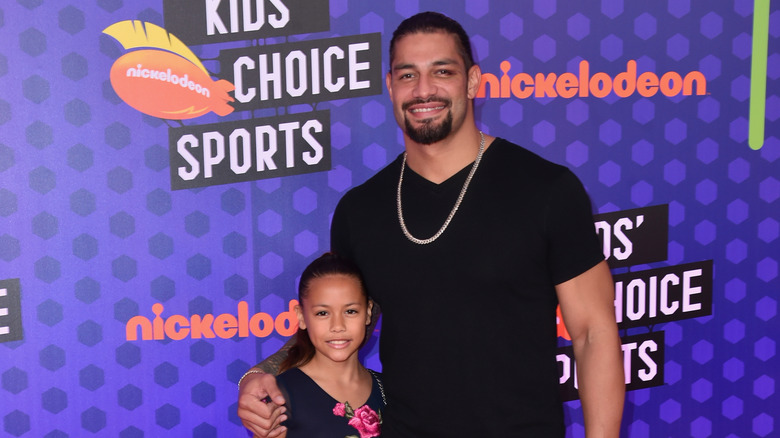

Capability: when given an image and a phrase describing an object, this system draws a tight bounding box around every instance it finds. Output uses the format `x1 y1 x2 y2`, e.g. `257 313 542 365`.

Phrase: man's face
386 32 476 145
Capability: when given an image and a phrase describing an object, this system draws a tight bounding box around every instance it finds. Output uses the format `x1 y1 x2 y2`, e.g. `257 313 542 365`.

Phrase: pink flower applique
333 401 382 438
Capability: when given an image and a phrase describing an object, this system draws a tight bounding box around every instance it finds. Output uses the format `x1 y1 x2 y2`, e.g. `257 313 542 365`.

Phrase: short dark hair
297 252 366 299
389 11 475 71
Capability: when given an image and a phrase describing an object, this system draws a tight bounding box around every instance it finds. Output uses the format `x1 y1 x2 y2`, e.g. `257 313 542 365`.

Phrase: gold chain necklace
397 131 485 245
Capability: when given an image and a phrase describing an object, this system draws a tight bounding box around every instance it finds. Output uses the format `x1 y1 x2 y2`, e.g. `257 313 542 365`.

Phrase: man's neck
404 127 493 184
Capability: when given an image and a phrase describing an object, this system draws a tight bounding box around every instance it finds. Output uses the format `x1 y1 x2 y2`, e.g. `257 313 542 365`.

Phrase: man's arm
556 260 625 438
236 337 295 437
254 336 294 375
237 370 287 437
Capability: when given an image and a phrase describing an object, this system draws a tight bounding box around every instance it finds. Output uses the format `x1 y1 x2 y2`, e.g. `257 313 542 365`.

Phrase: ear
467 64 482 99
365 300 374 325
386 72 394 101
295 304 306 330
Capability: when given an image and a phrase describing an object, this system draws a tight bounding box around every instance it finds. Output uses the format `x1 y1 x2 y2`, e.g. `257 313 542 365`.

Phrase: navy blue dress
277 368 385 437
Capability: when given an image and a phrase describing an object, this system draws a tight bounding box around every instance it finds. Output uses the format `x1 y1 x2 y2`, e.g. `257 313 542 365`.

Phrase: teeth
411 106 444 113
329 340 347 344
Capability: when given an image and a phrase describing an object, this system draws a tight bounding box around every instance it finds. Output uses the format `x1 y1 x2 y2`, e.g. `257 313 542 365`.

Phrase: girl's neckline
293 366 374 408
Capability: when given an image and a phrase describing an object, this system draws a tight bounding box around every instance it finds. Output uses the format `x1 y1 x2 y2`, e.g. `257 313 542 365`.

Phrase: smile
326 339 351 347
410 105 445 113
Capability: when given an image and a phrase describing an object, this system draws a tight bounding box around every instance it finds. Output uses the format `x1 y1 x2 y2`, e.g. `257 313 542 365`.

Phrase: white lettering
203 132 225 178
613 217 634 260
683 269 703 312
348 42 370 90
278 122 299 168
0 288 8 335
243 0 264 31
626 279 646 321
286 50 308 97
229 128 252 174
557 353 571 384
323 46 345 92
660 273 680 315
301 120 323 165
206 0 228 35
255 125 278 171
268 0 290 27
637 340 658 381
621 342 637 384
234 56 256 103
259 53 283 100
177 135 201 180
595 221 611 260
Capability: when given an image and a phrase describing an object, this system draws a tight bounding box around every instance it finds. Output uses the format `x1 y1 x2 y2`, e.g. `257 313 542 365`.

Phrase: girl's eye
315 311 328 316
345 309 358 315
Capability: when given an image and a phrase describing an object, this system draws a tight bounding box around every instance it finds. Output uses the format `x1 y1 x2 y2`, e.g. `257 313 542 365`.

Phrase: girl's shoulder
277 367 307 387
277 367 304 379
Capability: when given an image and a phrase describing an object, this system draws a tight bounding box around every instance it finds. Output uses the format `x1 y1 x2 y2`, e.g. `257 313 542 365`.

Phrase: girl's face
296 274 372 364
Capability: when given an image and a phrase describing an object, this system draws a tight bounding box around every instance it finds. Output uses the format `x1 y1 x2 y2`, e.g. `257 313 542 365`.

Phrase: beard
402 98 453 145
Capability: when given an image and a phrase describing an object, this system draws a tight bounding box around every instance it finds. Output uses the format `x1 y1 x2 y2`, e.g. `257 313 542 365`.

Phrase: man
238 11 624 437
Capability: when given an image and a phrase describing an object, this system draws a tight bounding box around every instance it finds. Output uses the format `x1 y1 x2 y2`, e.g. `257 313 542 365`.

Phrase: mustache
402 97 451 111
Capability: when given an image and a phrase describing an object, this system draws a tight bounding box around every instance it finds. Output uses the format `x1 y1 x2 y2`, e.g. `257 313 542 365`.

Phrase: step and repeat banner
1 1 777 436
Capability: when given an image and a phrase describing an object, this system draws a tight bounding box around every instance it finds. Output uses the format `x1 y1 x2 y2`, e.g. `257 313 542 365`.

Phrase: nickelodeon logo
478 60 706 99
556 305 571 341
103 21 235 120
126 300 298 341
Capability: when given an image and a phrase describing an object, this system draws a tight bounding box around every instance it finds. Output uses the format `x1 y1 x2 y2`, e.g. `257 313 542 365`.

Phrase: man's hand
237 371 288 437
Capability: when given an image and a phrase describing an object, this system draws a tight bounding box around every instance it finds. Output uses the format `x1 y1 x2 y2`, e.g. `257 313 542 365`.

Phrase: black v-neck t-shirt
331 138 604 437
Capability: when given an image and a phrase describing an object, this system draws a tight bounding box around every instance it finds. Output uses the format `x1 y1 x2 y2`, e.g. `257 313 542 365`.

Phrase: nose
413 74 437 99
330 314 346 332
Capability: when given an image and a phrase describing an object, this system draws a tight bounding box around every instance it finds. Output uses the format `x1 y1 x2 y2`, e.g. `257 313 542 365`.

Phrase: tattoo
254 338 293 376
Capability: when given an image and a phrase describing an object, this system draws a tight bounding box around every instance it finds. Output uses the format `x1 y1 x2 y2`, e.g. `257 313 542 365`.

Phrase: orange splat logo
556 305 571 341
103 20 235 120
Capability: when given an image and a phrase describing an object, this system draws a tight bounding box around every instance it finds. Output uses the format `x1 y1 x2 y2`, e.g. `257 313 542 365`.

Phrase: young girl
276 252 385 438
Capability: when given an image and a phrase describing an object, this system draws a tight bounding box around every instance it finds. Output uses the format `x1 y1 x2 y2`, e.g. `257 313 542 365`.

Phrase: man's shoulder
490 138 571 178
340 154 403 202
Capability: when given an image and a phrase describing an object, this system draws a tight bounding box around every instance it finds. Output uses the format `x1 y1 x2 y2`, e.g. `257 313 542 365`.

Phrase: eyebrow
391 58 461 72
310 302 362 308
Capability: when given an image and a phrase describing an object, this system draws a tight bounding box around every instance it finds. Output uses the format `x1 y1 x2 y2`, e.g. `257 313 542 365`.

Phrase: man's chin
407 130 449 145
403 108 454 144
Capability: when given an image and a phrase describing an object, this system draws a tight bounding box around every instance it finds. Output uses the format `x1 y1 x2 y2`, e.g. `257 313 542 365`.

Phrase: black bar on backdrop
558 331 665 401
220 33 383 110
594 204 669 268
163 0 330 44
613 260 713 329
0 278 23 343
169 110 331 190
